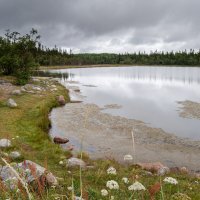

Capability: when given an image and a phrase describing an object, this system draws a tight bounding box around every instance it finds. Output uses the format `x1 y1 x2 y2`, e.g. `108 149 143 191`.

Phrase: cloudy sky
0 0 199 53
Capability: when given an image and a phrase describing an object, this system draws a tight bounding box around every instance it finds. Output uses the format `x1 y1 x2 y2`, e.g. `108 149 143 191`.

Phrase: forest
1 29 200 84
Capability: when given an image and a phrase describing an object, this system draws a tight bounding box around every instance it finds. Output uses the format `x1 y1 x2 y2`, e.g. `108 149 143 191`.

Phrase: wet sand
50 101 200 171
178 100 200 120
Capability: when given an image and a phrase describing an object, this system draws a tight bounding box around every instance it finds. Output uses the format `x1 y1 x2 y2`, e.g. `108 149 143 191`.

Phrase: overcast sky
0 0 200 53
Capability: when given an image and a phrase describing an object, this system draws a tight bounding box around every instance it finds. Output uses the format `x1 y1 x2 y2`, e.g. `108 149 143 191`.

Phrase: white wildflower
124 154 133 161
110 196 114 200
74 197 85 200
122 177 129 184
107 167 117 175
128 181 146 191
106 180 119 190
59 161 64 165
101 189 108 196
16 136 19 138
67 186 73 191
25 169 31 174
163 177 178 185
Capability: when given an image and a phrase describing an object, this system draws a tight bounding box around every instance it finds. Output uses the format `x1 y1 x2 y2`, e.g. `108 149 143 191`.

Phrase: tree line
1 29 200 84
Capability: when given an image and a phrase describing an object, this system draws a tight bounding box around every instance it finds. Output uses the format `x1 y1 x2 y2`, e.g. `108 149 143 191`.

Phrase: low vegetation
0 77 199 200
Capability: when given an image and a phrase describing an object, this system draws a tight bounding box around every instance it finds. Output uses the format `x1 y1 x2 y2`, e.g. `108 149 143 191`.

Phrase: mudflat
50 102 200 171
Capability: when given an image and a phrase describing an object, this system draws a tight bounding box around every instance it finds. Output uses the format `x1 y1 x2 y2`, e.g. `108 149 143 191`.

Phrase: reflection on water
48 66 200 140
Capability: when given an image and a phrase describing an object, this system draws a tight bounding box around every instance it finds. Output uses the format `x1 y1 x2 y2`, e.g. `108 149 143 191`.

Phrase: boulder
157 166 170 176
180 167 189 174
7 98 17 108
53 137 69 144
67 158 86 168
0 160 58 190
0 139 11 148
170 166 189 174
10 151 21 159
57 95 66 105
137 162 165 173
17 160 58 185
11 90 22 95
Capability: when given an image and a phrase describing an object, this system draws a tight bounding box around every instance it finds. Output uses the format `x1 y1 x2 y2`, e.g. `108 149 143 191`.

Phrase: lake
48 66 200 140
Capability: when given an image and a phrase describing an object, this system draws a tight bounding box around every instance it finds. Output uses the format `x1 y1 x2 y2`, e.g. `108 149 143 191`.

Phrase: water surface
48 66 200 140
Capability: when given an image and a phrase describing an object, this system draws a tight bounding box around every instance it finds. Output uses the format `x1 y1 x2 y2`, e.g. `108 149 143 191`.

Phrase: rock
144 171 153 176
53 137 69 144
180 167 189 174
0 139 11 148
170 167 180 173
170 167 189 174
32 86 42 91
10 151 21 159
157 166 170 176
17 160 58 185
50 88 58 92
11 90 22 95
46 172 58 186
0 166 18 190
67 158 86 168
57 95 66 105
7 98 17 108
137 162 165 173
0 160 58 190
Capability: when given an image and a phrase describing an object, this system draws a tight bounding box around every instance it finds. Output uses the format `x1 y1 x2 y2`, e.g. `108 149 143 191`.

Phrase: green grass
0 77 199 200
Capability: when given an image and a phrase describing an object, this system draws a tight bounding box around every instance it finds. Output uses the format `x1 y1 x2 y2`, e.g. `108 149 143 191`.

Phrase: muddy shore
178 100 200 120
50 96 200 170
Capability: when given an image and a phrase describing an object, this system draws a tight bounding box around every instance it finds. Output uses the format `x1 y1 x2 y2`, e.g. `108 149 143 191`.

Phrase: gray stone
17 160 58 185
0 139 11 148
11 90 22 95
0 160 58 190
7 98 17 108
10 151 21 159
144 171 153 176
32 86 42 91
67 158 86 168
157 166 170 176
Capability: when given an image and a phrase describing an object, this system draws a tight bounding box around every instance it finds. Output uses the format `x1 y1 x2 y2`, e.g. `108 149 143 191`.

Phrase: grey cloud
0 0 199 53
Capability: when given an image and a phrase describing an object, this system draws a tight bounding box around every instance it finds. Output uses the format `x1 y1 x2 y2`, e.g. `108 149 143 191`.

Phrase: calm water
48 66 200 140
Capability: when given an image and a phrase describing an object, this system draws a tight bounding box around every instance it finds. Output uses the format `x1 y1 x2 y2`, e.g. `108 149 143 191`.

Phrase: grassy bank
39 64 133 70
0 77 199 200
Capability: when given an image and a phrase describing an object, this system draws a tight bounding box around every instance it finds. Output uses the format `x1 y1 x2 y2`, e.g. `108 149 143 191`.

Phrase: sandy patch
177 100 200 120
50 102 200 170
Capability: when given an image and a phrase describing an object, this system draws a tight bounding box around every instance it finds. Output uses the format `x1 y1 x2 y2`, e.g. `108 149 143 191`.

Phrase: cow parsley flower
59 161 64 165
128 181 146 191
106 180 119 190
163 177 178 185
122 177 129 184
67 186 73 191
107 167 117 175
101 189 108 196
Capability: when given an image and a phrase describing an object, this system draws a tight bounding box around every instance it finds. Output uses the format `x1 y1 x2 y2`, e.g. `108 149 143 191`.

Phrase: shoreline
50 83 200 171
1 75 200 199
39 64 200 70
